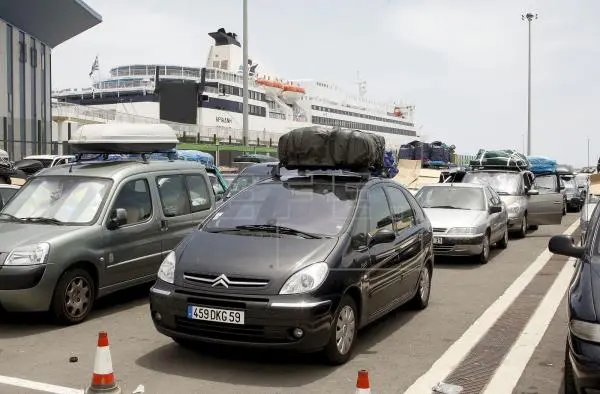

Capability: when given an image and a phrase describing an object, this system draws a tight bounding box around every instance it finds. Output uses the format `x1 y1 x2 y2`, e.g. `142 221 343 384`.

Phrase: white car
23 155 75 168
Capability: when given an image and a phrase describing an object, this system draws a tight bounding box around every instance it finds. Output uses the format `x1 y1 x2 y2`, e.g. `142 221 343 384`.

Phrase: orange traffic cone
356 369 371 393
86 331 121 394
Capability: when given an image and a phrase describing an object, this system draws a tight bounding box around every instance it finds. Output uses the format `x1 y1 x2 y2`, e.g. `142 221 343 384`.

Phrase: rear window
205 180 358 236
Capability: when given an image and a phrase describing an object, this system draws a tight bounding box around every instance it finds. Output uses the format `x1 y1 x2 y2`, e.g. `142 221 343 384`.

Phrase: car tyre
479 233 490 264
409 263 432 310
51 268 95 326
517 215 528 238
323 295 358 365
497 227 509 249
564 340 577 394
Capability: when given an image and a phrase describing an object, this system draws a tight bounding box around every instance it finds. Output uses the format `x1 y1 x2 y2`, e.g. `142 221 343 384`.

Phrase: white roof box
68 123 179 154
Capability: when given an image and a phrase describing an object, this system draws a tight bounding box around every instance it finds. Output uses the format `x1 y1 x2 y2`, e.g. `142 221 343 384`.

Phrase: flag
89 56 99 77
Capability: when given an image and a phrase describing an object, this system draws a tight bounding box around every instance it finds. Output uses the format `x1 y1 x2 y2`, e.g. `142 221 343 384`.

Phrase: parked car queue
0 154 568 364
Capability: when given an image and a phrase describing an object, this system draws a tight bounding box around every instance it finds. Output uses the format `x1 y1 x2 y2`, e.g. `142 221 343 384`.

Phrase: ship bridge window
220 60 229 70
132 66 147 76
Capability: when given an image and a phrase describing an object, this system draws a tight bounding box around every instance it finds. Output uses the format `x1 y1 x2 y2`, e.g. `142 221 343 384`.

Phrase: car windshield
416 186 485 210
0 176 111 225
562 178 575 189
462 172 521 195
204 180 358 236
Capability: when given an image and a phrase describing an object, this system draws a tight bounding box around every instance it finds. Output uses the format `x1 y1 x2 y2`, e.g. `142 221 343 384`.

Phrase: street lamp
242 0 249 146
522 12 538 156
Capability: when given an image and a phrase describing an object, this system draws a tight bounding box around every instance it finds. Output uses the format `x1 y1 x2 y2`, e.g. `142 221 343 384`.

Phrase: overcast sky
51 0 600 167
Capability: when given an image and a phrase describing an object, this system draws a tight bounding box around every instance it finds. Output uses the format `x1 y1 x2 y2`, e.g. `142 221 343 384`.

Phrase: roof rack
470 164 526 172
273 164 372 181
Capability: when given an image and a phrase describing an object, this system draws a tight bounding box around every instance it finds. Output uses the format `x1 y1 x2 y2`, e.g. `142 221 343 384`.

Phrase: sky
51 0 600 167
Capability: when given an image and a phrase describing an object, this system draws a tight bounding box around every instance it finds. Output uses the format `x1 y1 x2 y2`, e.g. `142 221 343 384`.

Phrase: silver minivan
0 159 216 324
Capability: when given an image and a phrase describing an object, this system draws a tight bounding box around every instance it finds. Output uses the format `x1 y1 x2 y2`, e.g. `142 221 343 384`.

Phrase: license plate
187 305 245 325
433 237 443 245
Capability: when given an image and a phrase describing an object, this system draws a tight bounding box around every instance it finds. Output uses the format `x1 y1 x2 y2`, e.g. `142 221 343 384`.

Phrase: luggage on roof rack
13 159 44 175
68 123 179 154
470 149 529 170
527 156 557 174
277 126 385 171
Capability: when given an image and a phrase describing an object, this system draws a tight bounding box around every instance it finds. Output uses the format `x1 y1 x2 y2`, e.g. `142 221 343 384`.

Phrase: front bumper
432 234 484 256
568 333 600 393
149 281 337 352
0 264 56 312
507 215 524 231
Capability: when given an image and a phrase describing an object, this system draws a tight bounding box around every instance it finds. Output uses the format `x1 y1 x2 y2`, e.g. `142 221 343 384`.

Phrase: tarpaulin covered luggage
527 156 557 174
176 149 215 166
470 149 530 169
278 126 385 170
13 159 43 176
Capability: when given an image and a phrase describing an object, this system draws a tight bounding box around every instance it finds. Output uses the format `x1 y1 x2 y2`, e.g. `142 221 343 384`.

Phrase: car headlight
280 262 328 295
157 251 176 284
570 319 600 343
447 227 477 235
4 243 50 266
507 205 521 215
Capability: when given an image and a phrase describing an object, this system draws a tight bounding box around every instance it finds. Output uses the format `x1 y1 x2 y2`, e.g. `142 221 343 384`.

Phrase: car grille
174 318 296 343
433 245 454 252
175 289 269 310
433 228 448 233
183 272 270 289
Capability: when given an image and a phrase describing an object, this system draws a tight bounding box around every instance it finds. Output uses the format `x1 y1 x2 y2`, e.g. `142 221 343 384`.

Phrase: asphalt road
0 214 580 394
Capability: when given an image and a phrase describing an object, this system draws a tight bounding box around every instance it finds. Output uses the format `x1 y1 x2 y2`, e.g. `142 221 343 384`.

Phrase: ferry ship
52 28 418 149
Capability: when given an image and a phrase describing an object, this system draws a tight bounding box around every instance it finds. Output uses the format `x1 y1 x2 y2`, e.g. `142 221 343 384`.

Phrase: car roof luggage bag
278 126 385 172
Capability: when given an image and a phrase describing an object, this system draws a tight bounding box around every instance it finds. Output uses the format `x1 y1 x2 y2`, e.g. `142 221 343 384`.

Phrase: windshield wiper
429 205 462 209
234 224 323 239
0 213 24 222
21 217 65 225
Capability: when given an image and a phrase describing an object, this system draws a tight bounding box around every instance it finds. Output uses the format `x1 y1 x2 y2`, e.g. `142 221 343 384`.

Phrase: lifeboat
280 83 306 104
255 77 284 96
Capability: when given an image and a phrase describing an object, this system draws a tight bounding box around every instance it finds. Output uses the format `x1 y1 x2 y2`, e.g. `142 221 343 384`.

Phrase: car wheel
51 268 95 325
477 233 491 264
564 340 577 394
497 227 509 249
517 215 528 238
323 295 358 365
409 263 432 310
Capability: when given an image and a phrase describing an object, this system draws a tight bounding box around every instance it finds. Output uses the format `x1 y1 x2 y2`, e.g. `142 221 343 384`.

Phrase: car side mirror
369 228 396 246
527 189 540 196
107 208 128 230
548 235 584 259
214 193 223 202
489 205 502 214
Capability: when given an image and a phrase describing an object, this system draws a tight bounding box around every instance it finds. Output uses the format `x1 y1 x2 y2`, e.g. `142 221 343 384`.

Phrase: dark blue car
549 200 600 393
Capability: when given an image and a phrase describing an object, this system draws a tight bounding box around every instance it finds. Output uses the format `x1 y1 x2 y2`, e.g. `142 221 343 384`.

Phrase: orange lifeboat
255 77 284 95
280 82 305 103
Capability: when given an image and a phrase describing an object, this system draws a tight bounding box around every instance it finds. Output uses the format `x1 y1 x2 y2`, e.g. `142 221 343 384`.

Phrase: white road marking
482 257 575 393
403 219 580 394
0 375 84 394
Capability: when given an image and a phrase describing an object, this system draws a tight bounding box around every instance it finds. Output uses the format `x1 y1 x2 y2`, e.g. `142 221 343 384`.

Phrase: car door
102 177 163 285
155 172 214 260
383 185 423 299
529 173 563 225
487 186 507 242
364 186 400 318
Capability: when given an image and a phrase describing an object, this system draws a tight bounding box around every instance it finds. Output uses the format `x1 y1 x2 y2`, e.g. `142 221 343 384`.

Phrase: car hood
175 231 339 295
499 195 525 208
423 208 487 229
0 221 89 252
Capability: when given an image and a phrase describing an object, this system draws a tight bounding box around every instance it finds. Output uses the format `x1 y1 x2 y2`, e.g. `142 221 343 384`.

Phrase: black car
549 200 600 393
149 169 434 364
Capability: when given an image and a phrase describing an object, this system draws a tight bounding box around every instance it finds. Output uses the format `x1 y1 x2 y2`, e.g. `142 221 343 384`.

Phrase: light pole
588 137 591 167
522 12 538 156
242 0 249 146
